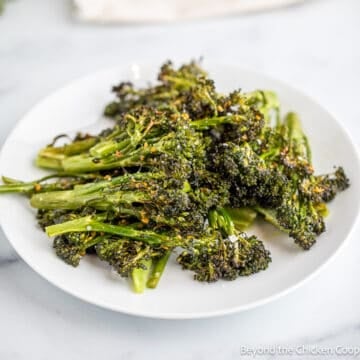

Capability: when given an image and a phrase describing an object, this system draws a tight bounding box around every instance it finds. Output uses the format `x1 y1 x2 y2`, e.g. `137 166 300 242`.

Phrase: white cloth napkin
73 0 304 23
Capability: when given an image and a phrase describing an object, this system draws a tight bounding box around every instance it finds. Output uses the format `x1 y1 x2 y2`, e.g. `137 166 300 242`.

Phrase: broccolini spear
29 169 229 233
35 107 265 174
253 113 349 249
36 107 208 174
131 260 153 293
36 134 99 170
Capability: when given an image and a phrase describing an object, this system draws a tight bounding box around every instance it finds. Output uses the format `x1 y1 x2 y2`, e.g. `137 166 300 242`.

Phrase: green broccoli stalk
245 90 280 126
146 251 171 289
0 173 98 195
30 188 151 210
36 136 99 170
36 124 204 175
223 207 257 231
284 112 312 164
132 259 153 293
46 215 169 245
190 114 251 129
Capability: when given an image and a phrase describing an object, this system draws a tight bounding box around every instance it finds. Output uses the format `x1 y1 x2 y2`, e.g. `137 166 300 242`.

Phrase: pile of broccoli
0 61 349 293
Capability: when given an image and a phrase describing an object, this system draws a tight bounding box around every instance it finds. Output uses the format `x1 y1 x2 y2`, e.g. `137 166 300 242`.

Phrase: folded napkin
73 0 304 23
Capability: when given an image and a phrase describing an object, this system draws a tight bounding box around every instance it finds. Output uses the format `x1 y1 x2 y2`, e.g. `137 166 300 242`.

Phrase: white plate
0 63 359 319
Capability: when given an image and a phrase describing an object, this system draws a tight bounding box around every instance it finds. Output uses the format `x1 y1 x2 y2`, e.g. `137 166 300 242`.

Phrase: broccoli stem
131 259 152 294
0 173 97 194
254 206 288 233
246 90 280 126
30 171 161 209
160 75 197 90
89 128 162 158
224 207 257 231
284 112 312 163
46 216 169 245
43 137 98 157
89 138 131 158
37 129 180 174
55 137 99 156
36 138 98 170
146 251 171 289
70 171 156 193
0 182 36 194
2 176 22 185
208 208 235 236
40 132 176 173
61 151 147 173
190 114 248 130
314 202 329 217
30 189 150 210
36 156 63 170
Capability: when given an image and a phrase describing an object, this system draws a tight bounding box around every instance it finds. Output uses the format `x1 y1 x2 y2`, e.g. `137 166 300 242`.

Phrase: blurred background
0 0 359 148
1 1 360 359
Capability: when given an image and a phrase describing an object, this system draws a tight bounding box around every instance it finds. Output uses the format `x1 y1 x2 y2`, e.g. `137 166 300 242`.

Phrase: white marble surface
1 0 360 358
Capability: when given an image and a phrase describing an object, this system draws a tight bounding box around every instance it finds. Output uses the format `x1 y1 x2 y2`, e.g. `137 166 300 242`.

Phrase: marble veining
0 0 360 358
0 255 19 267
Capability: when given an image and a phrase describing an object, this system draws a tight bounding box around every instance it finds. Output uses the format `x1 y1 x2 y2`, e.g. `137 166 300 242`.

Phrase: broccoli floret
53 232 102 267
104 61 208 118
299 167 350 203
177 231 271 282
210 142 286 208
96 238 164 277
277 194 325 250
96 237 169 293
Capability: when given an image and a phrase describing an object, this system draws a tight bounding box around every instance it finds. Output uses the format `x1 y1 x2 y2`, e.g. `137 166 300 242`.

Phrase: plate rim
1 63 360 319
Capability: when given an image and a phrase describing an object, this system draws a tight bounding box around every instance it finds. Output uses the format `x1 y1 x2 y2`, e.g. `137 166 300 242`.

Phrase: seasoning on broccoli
0 60 349 293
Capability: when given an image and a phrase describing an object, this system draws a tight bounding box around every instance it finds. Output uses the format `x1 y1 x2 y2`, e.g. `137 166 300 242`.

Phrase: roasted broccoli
252 112 349 249
0 60 350 293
